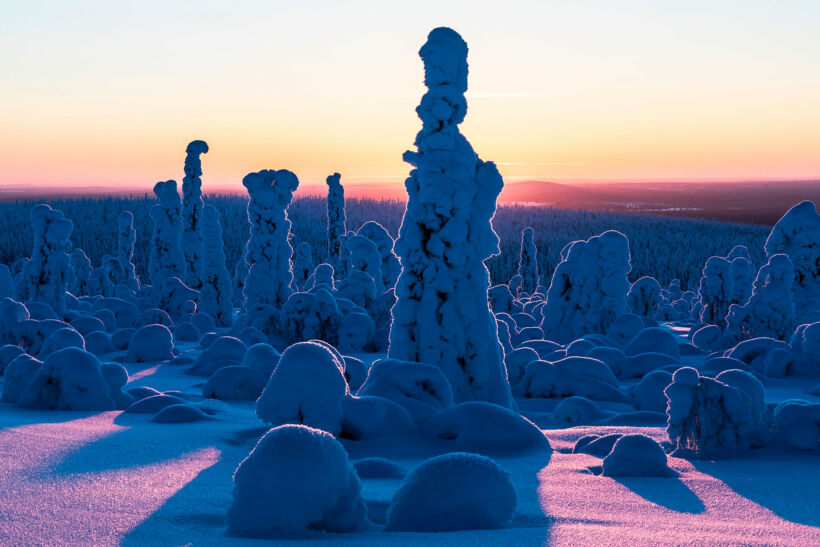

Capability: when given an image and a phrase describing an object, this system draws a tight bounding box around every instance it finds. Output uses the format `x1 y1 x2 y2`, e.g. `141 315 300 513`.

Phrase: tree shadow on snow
614 476 705 514
692 448 820 527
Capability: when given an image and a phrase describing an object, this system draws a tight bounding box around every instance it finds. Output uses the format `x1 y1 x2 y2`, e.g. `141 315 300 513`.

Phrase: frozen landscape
1 24 819 547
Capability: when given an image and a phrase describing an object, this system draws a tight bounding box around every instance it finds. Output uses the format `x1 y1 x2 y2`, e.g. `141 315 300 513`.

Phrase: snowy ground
0 340 817 546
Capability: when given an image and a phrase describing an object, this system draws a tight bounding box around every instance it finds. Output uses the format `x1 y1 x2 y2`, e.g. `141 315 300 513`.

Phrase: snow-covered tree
726 253 795 341
112 211 139 291
540 230 632 344
727 256 755 308
181 140 209 289
87 255 114 297
388 27 514 408
241 169 300 325
326 172 345 266
346 234 383 294
764 200 820 303
199 205 233 327
18 204 74 315
292 242 314 291
698 256 732 326
517 227 538 294
149 180 185 290
69 249 92 297
628 276 662 318
356 221 400 289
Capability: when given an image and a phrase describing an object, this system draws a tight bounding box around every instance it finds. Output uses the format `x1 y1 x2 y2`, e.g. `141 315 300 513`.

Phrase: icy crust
665 366 766 458
18 204 74 315
726 253 795 341
241 169 299 328
149 181 185 291
385 452 516 532
388 27 514 409
198 205 233 327
181 140 208 289
326 172 345 266
227 424 366 538
541 230 632 344
517 227 539 294
764 200 820 303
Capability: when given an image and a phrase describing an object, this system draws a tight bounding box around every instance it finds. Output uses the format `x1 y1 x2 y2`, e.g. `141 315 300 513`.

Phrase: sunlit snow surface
0 340 817 545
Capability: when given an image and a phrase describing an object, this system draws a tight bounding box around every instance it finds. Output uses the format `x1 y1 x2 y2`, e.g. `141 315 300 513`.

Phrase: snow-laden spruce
627 276 662 318
726 253 795 341
698 256 732 326
292 242 314 291
149 180 185 290
181 140 208 289
346 234 384 294
112 211 140 291
241 169 299 328
727 256 755 308
227 424 366 538
517 227 539 294
198 205 233 327
356 221 400 289
18 204 74 316
541 230 631 344
326 172 345 267
388 27 514 408
764 200 820 304
69 249 92 297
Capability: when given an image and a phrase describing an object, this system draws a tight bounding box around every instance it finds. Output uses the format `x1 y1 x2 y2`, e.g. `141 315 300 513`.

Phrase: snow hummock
600 434 676 477
388 27 514 409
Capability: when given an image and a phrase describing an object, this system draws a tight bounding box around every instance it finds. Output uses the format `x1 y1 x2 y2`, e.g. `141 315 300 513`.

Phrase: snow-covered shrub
665 366 765 458
280 289 342 346
628 276 662 318
202 366 267 401
385 452 516 532
358 358 454 424
86 256 115 297
387 28 513 409
698 256 732 326
725 337 796 376
541 230 631 344
292 242 314 291
601 434 676 477
0 298 29 345
39 327 85 358
631 369 673 412
514 356 629 403
346 234 384 293
764 201 820 303
335 270 376 311
726 253 795 341
181 140 208 289
85 331 114 355
2 354 42 403
17 347 116 410
69 249 92 296
255 341 349 435
553 396 612 424
337 311 374 353
517 227 539 294
727 256 755 308
149 180 185 291
0 344 24 376
240 342 280 378
352 458 407 480
356 221 400 289
125 324 174 363
241 169 300 327
18 204 73 315
326 172 345 267
173 322 200 342
188 335 247 376
772 400 820 450
153 404 210 423
0 265 13 300
489 284 517 314
623 327 680 359
156 277 198 319
198 205 233 327
504 347 539 385
227 424 366 538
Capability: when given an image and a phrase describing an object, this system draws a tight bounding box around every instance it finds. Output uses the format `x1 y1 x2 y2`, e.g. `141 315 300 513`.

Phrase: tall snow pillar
388 27 514 409
326 172 346 270
182 140 209 289
149 180 185 290
518 227 539 294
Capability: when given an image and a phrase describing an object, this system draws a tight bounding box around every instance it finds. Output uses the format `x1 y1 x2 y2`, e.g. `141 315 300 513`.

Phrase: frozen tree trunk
199 205 233 327
241 169 300 325
149 180 185 291
388 27 514 409
326 172 345 270
517 227 539 294
182 140 209 289
19 204 74 315
113 211 140 291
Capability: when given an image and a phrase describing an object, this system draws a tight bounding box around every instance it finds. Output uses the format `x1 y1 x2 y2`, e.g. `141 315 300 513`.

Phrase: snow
181 140 208 290
600 434 676 477
197 205 233 327
517 227 539 294
112 211 140 292
357 221 400 289
125 324 175 363
149 181 185 292
326 172 346 268
764 200 820 305
385 452 517 532
628 276 662 318
726 253 795 342
388 27 514 409
227 424 366 538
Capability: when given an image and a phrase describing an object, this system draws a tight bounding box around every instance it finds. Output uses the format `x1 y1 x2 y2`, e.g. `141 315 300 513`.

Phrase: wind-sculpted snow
240 169 299 329
388 27 514 409
541 230 631 344
181 140 208 289
764 200 820 304
517 227 539 294
326 172 345 267
149 180 184 291
198 205 233 327
726 253 795 341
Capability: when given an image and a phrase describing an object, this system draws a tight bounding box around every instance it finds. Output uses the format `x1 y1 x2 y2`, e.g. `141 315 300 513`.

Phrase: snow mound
352 458 407 479
255 341 349 435
624 327 680 359
125 394 188 414
553 396 613 425
573 433 622 457
385 451 516 532
601 434 676 477
38 327 85 358
2 354 41 403
202 366 266 401
515 357 629 403
125 324 174 363
772 400 820 450
152 403 210 423
628 276 662 318
227 424 366 538
631 370 674 412
17 347 115 410
240 342 280 379
187 336 247 376
0 344 25 375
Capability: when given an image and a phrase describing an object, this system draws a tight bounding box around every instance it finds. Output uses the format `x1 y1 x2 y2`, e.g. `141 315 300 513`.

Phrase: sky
1 0 819 193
